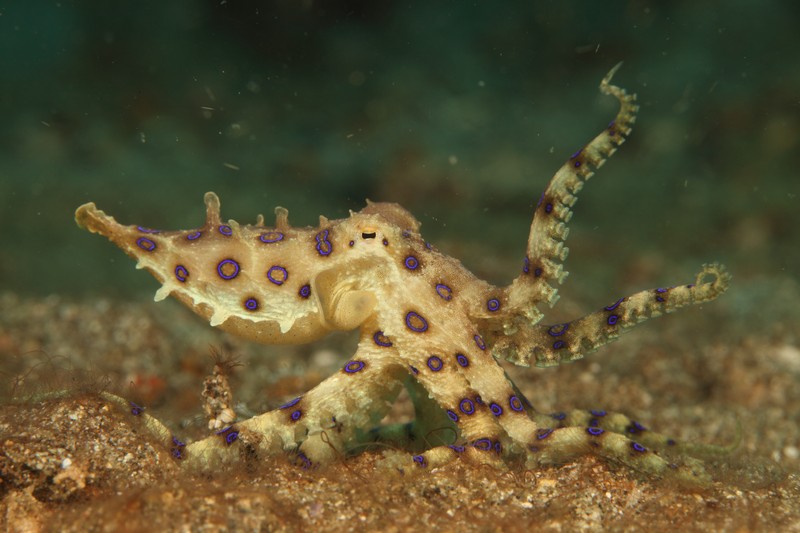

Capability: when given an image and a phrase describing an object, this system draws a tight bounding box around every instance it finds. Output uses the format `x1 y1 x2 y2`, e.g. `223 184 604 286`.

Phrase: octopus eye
361 232 377 239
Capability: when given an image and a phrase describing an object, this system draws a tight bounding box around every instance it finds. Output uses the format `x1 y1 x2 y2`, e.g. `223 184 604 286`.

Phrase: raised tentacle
496 263 731 367
506 63 639 320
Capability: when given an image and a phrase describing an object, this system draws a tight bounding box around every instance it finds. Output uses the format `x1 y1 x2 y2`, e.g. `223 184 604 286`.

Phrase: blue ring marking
509 395 523 412
175 265 189 282
259 231 284 243
344 360 365 374
537 428 554 440
494 441 502 454
604 297 625 311
171 436 186 459
552 340 566 350
405 311 428 333
298 284 311 299
631 442 647 453
590 409 607 417
627 421 647 434
187 231 202 241
297 452 312 470
373 331 392 347
455 353 469 368
489 403 503 417
473 334 486 350
404 256 419 270
219 225 232 236
523 256 530 274
290 410 302 422
412 455 426 467
426 356 443 372
216 426 239 445
129 401 144 416
244 297 259 311
534 267 543 277
136 237 156 251
137 226 160 234
409 365 419 375
474 395 483 405
315 229 333 256
550 412 566 421
487 298 500 312
448 445 465 453
348 240 355 247
607 315 619 326
446 410 459 423
435 283 453 301
279 397 301 409
458 398 475 415
655 288 668 302
570 149 584 168
586 427 605 436
382 238 389 246
544 203 553 214
267 265 288 285
217 259 240 280
547 323 569 337
472 438 492 451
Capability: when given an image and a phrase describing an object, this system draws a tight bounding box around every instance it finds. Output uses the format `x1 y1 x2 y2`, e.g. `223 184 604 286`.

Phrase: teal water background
1 1 796 303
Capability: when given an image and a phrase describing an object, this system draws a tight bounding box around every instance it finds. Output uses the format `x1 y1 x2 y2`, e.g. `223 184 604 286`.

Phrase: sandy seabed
1 279 798 532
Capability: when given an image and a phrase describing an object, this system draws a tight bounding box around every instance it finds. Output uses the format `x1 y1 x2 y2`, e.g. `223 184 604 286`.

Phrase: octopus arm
507 63 639 318
496 264 731 367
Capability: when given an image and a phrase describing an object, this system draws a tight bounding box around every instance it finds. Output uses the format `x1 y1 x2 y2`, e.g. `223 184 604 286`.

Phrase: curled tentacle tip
697 263 732 291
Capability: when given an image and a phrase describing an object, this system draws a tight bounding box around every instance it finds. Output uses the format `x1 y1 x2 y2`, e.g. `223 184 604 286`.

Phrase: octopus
75 64 731 484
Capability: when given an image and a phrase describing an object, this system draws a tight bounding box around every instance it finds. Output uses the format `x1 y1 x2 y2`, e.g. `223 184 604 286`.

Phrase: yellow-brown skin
75 65 731 484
